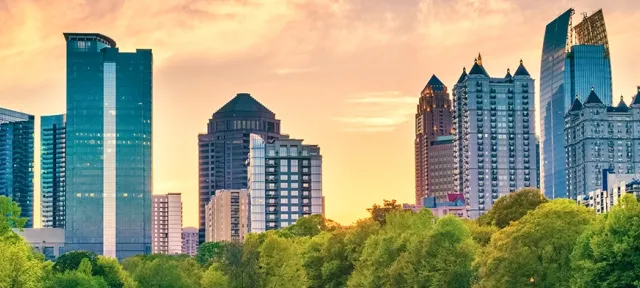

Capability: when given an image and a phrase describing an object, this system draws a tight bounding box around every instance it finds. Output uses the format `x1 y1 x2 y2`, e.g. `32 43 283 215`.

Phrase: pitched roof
584 88 604 105
423 74 446 92
505 68 513 79
213 93 276 118
456 67 468 83
468 60 489 77
608 95 629 112
568 96 583 112
632 86 640 105
513 59 530 77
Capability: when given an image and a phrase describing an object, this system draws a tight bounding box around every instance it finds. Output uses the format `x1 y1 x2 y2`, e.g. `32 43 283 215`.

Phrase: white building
577 171 640 214
13 228 65 261
181 227 198 256
152 193 182 254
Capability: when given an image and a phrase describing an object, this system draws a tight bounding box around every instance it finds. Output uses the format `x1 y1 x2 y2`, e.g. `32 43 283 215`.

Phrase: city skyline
1 1 639 227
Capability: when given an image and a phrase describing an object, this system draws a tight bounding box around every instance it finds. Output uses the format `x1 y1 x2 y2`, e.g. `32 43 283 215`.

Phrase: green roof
213 93 275 118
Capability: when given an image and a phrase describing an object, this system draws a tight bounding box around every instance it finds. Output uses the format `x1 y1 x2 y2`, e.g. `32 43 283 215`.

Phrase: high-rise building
540 8 612 199
41 114 66 228
415 75 453 205
248 135 323 232
198 93 281 243
427 135 455 202
564 88 640 199
64 33 153 259
181 227 198 256
453 56 538 219
577 170 640 214
204 189 249 242
152 194 182 254
0 107 34 227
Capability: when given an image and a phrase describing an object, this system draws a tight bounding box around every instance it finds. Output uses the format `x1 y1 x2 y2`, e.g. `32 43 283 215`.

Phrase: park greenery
2 188 640 287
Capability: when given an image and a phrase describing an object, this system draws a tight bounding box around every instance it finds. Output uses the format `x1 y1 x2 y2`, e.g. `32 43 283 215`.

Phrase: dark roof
424 74 446 92
63 32 117 48
513 59 530 77
456 67 468 83
505 68 512 79
608 96 629 112
468 60 489 77
584 88 604 105
213 93 276 118
632 86 640 105
568 97 583 112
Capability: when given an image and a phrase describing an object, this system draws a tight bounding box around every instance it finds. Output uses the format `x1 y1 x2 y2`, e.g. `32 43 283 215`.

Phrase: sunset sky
1 0 639 228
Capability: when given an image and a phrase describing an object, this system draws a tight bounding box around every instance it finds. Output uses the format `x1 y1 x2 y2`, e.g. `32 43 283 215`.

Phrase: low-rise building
13 228 65 261
577 170 640 214
423 194 467 218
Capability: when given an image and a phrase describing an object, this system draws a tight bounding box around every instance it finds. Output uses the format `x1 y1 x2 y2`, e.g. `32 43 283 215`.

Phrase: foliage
571 194 640 287
477 188 547 228
462 219 498 247
53 251 99 274
280 214 340 238
216 238 262 288
125 254 202 288
0 195 27 235
96 256 137 288
259 233 307 288
44 271 109 288
0 236 47 288
366 199 403 225
476 199 594 287
196 241 224 267
201 264 229 288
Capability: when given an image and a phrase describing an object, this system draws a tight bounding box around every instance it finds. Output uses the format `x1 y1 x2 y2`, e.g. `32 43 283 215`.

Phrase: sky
1 0 639 228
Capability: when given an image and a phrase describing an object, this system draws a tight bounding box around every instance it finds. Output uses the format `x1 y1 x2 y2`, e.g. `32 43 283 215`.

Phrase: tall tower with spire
415 75 453 205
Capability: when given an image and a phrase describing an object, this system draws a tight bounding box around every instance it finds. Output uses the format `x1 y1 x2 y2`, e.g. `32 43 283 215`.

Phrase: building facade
565 88 640 200
0 107 34 227
13 228 65 261
539 8 612 199
415 75 453 205
577 170 640 214
423 194 467 219
41 114 66 228
152 194 182 254
204 189 249 242
181 227 198 256
248 135 323 232
453 56 538 219
64 33 153 259
198 93 281 243
427 135 455 202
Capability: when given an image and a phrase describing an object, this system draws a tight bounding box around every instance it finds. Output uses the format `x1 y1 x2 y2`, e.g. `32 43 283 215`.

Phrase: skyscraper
205 189 249 242
198 93 281 243
0 107 34 227
152 194 182 254
539 8 612 199
64 33 153 259
41 114 66 228
453 56 538 219
415 75 453 205
565 88 640 199
248 134 323 232
181 227 198 256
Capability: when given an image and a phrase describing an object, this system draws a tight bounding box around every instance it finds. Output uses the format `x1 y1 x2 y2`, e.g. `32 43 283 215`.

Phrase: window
281 214 289 219
291 190 299 196
291 199 299 204
292 214 299 219
280 199 289 204
289 146 298 156
280 182 289 188
280 191 288 196
280 175 288 180
281 206 289 212
291 206 299 212
279 146 288 156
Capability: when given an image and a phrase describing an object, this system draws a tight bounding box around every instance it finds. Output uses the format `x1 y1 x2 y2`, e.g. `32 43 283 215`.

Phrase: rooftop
213 93 276 118
63 32 117 48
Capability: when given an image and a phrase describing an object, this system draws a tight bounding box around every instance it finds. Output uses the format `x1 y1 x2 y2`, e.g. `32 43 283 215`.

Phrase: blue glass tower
539 9 612 199
0 107 34 227
64 33 152 259
41 114 66 228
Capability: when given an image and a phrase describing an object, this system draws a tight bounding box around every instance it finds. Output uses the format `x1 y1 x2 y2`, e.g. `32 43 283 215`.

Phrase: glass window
280 199 288 204
291 206 299 212
281 206 289 212
291 190 299 196
279 146 288 156
289 146 298 156
280 191 288 196
291 199 299 204
291 183 299 189
280 175 288 180
280 183 288 188
281 214 289 219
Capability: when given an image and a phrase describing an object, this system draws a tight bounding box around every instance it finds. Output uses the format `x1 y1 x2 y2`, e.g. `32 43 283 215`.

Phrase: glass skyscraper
198 93 281 243
539 9 612 199
41 114 66 228
0 107 34 227
64 33 152 259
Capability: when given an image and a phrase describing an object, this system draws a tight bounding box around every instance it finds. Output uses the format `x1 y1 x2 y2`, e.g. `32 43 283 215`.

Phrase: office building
13 228 65 261
152 194 182 254
452 56 538 219
577 170 640 214
181 227 198 256
423 194 467 219
539 8 612 199
248 134 323 232
205 189 249 242
41 114 66 228
64 33 153 259
198 93 281 243
0 107 34 227
565 88 640 199
415 75 453 205
427 135 455 202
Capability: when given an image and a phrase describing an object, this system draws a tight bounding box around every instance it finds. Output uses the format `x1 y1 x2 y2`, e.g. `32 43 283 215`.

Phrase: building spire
477 53 483 66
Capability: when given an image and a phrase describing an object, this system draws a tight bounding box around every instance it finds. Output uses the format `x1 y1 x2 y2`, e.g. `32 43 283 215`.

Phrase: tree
77 258 93 276
216 238 262 288
302 230 353 288
259 233 307 288
571 195 640 287
280 214 340 238
95 256 137 288
476 199 594 287
366 199 403 225
343 218 380 264
53 251 99 274
0 196 27 236
477 188 547 228
462 219 498 247
201 264 229 288
44 271 109 288
0 236 47 287
196 241 224 267
133 259 189 288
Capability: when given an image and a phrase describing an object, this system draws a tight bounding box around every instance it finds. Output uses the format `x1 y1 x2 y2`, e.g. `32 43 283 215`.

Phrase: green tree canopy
201 264 229 288
571 194 640 287
477 188 547 228
44 271 109 288
95 256 137 288
132 259 190 288
0 236 47 288
259 233 307 288
53 251 99 274
280 214 340 238
476 199 594 287
366 199 403 225
0 195 27 236
196 241 224 267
